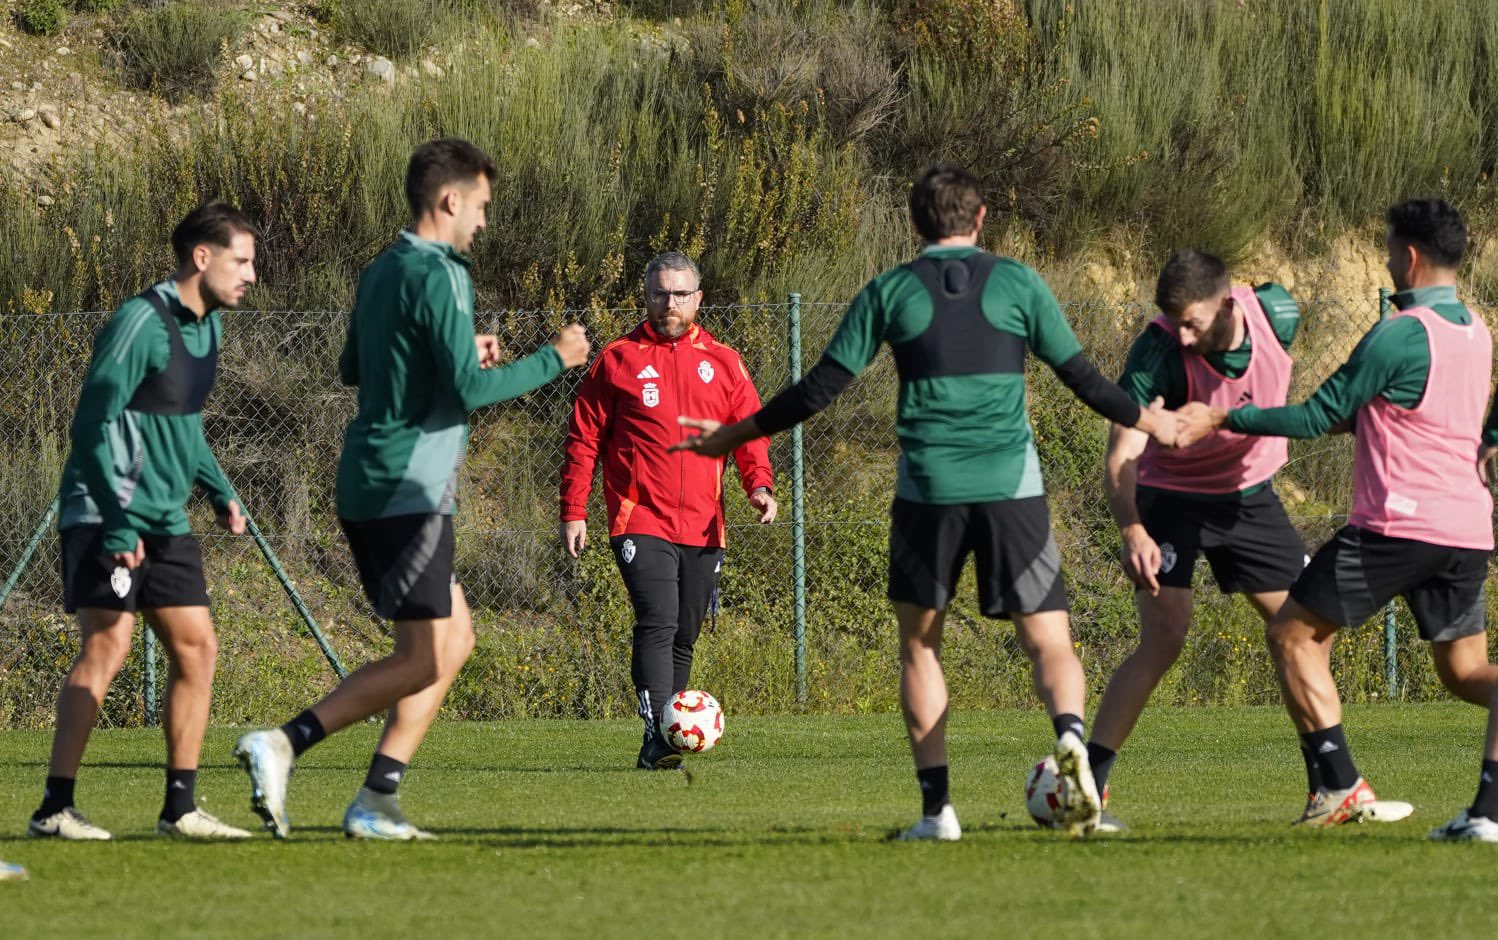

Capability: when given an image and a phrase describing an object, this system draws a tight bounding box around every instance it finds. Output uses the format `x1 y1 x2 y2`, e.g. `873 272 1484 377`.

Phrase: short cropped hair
908 164 984 242
405 138 498 216
1155 249 1229 317
1387 198 1467 268
643 251 700 288
170 202 258 267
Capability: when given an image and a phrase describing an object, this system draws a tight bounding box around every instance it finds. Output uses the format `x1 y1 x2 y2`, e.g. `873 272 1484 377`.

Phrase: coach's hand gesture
672 416 757 459
749 487 777 524
561 519 587 558
552 324 590 368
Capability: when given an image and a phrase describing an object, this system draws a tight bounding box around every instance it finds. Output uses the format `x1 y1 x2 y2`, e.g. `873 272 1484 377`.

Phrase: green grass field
2 704 1495 938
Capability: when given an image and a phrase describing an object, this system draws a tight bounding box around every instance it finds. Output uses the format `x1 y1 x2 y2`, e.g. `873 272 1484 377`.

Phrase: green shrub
116 1 250 101
16 0 68 35
71 0 122 13
322 0 457 59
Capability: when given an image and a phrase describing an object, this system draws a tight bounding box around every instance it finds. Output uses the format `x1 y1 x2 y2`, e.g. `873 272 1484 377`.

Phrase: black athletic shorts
1136 485 1307 593
888 495 1068 618
1290 525 1489 642
340 514 456 620
60 526 210 614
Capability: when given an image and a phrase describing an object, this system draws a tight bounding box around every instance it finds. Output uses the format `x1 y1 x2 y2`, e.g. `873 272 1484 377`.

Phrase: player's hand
552 324 590 368
671 416 741 459
1119 523 1162 595
1175 402 1221 448
749 488 777 524
1145 396 1178 448
1479 444 1498 484
216 500 247 535
112 537 146 570
561 519 588 558
475 334 501 368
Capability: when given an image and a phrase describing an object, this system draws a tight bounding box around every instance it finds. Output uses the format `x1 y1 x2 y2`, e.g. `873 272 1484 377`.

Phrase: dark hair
1387 198 1467 267
908 164 984 241
170 202 258 267
643 251 700 288
1155 249 1229 316
405 138 498 216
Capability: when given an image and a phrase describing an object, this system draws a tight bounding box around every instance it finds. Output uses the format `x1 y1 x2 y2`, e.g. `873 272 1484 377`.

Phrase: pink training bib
1349 305 1494 550
1138 286 1292 494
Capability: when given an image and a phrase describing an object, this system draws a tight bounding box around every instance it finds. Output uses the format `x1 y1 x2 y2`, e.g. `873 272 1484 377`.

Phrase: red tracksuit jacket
560 320 773 548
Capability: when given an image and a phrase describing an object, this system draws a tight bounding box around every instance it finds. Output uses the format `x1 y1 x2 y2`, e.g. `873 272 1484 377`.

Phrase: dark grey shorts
340 514 456 620
888 496 1068 619
1290 525 1488 642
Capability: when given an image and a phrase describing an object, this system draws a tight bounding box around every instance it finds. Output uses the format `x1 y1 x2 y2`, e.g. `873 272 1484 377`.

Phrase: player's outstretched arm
1103 421 1161 595
672 415 762 459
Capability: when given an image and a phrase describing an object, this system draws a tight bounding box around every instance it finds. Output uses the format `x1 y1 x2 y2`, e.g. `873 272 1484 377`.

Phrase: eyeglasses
649 288 699 303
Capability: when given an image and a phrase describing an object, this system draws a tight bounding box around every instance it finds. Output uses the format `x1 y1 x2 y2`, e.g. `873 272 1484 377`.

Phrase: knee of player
170 631 219 674
392 647 442 690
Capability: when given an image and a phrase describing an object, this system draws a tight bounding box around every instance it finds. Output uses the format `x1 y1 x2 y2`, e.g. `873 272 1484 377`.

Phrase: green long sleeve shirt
335 230 565 521
57 279 237 553
1226 285 1498 442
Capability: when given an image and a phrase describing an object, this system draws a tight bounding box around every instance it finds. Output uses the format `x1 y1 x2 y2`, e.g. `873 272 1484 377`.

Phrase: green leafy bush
71 0 123 13
16 0 68 35
116 1 250 101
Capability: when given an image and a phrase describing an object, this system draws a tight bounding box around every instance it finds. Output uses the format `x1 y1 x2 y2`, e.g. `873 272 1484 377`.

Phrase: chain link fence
1 295 1493 728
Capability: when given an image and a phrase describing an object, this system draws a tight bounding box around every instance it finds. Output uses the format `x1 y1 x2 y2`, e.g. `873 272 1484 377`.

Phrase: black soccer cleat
636 734 684 771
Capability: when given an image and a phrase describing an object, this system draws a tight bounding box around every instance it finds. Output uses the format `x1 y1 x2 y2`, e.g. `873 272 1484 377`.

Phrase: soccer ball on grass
661 690 724 753
1023 755 1068 828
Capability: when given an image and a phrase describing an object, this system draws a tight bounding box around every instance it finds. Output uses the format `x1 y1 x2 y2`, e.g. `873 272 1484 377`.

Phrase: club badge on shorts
642 382 660 408
697 360 714 383
1158 542 1177 574
621 539 636 564
110 566 132 599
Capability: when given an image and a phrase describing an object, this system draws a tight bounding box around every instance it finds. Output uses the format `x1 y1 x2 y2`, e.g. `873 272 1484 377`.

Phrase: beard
1197 307 1237 354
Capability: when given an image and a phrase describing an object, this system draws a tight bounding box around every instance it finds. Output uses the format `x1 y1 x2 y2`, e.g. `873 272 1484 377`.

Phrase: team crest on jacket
642 382 660 408
697 360 714 383
621 539 636 564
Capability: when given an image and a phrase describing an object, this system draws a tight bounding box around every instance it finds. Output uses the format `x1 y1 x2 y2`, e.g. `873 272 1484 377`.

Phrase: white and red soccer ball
661 690 724 753
1024 755 1067 828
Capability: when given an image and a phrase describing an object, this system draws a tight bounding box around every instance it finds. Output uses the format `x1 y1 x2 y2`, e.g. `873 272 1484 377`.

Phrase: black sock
364 753 408 795
161 769 197 823
1302 725 1359 791
1299 740 1323 794
1087 742 1118 794
281 709 327 757
916 765 949 817
1470 760 1498 820
1052 713 1085 742
34 775 75 819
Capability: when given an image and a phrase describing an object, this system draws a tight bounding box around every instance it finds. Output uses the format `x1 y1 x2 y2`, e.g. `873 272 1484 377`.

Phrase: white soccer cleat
1052 730 1101 837
342 788 436 841
28 807 112 841
233 728 294 839
0 859 27 882
1294 778 1413 827
1429 809 1498 843
896 804 962 842
157 808 253 840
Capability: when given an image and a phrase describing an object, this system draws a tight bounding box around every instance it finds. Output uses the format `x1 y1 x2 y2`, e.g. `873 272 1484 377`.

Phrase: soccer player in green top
30 202 258 841
673 165 1178 839
234 139 590 840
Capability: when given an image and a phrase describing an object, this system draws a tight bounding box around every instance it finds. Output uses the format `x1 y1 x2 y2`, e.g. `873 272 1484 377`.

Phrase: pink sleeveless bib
1137 286 1293 494
1349 306 1493 550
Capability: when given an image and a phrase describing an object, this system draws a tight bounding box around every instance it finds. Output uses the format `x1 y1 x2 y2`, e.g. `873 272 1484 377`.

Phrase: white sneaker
1429 809 1498 843
1294 778 1414 827
157 808 252 840
1052 730 1101 837
233 728 295 839
28 807 112 841
896 804 961 842
342 788 436 841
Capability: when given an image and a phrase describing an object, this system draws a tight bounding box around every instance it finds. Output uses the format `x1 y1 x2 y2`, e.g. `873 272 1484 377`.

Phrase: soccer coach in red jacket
560 252 776 769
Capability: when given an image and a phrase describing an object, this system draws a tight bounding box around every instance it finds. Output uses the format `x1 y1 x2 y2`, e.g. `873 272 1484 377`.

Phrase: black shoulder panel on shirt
890 252 1027 380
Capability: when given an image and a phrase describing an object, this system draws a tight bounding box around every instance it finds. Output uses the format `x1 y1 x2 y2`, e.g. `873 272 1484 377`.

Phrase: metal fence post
1378 286 1398 699
788 293 808 706
0 499 59 612
143 623 158 726
245 512 349 679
